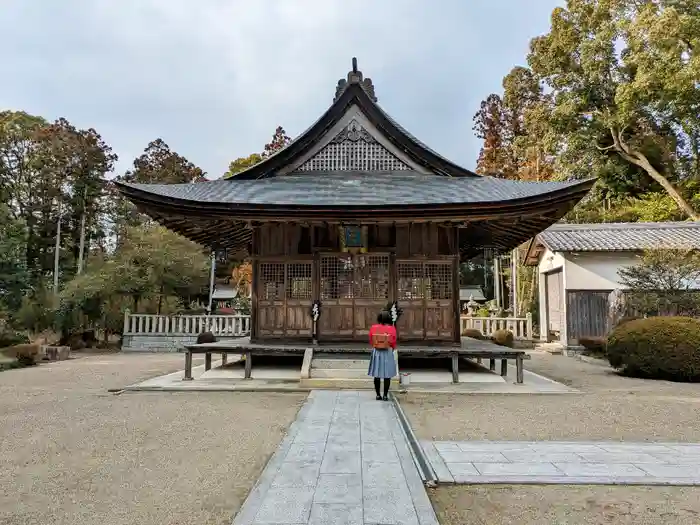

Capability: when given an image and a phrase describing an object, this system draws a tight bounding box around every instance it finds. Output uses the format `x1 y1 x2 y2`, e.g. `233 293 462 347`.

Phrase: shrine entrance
319 253 390 341
396 259 456 342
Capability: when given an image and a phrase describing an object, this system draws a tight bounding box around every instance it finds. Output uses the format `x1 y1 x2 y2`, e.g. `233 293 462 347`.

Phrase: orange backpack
371 328 392 349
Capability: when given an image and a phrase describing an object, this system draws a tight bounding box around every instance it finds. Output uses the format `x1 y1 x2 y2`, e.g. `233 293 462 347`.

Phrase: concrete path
422 440 700 485
233 390 438 525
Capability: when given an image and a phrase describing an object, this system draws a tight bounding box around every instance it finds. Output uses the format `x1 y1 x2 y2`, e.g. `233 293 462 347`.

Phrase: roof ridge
547 221 699 231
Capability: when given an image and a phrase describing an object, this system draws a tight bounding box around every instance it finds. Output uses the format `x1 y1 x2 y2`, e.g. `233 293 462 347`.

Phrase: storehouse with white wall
524 221 700 346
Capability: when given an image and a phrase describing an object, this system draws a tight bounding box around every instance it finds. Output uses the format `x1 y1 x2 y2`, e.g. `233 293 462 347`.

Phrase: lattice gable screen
293 119 412 172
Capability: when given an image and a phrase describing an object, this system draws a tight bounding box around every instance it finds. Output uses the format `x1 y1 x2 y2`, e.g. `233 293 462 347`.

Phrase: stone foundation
121 334 245 352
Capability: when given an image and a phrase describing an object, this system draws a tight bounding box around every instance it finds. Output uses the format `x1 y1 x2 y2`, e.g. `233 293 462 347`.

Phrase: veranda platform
182 337 527 384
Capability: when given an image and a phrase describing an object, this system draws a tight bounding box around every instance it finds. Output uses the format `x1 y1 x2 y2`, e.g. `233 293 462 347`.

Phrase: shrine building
116 58 594 346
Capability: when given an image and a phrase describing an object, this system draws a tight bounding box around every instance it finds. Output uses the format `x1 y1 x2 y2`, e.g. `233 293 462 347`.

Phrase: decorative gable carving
294 119 412 172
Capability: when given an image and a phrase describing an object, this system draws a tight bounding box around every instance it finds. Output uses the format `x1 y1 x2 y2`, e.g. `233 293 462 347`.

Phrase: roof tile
540 222 700 252
125 171 587 206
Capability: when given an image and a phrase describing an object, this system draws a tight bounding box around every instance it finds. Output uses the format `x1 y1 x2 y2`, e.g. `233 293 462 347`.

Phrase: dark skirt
367 348 397 379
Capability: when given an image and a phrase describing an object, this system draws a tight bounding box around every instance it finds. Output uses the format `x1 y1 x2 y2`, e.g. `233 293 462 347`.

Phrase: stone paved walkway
233 390 438 525
422 440 700 485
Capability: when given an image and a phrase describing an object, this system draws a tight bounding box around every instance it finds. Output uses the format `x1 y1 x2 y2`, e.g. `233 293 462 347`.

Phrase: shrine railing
460 313 533 341
123 311 251 337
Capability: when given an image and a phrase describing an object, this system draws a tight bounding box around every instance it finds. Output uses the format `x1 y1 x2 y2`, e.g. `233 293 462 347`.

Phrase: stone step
310 367 368 379
300 377 398 389
311 358 369 370
534 343 565 355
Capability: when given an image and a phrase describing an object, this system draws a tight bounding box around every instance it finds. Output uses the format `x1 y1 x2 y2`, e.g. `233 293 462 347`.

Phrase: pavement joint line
390 392 438 485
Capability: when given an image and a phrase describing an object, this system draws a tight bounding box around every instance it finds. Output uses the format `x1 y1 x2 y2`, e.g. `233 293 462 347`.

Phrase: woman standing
367 310 398 400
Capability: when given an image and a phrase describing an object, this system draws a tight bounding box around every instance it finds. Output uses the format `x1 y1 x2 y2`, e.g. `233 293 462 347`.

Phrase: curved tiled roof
122 171 591 207
539 222 700 252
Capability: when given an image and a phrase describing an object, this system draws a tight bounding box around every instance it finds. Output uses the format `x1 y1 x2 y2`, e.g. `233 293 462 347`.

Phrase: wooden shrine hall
116 58 593 348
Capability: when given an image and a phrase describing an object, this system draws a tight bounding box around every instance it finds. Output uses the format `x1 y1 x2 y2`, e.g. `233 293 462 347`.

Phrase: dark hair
376 310 392 325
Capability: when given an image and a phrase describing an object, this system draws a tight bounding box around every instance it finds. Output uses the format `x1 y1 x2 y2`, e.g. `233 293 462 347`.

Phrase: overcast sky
1 1 563 178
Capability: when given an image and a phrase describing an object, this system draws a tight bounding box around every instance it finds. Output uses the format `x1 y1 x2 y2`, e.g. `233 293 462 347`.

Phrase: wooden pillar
221 353 228 366
183 351 194 381
244 351 252 378
500 358 508 377
489 358 496 371
516 354 524 384
251 259 259 341
451 353 459 384
205 352 212 371
451 227 461 344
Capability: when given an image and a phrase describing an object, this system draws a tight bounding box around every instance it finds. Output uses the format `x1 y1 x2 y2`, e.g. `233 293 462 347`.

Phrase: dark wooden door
396 259 455 342
257 260 313 338
319 253 389 340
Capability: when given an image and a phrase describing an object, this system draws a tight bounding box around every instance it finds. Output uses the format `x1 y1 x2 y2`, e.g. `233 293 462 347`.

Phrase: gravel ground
404 353 700 524
401 352 700 441
430 485 700 525
0 353 306 525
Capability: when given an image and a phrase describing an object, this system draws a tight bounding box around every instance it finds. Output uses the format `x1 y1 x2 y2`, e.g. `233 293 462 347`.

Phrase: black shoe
382 395 389 401
376 395 382 400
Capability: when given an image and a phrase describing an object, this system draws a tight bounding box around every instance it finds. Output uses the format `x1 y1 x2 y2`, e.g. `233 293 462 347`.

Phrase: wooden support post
489 358 496 371
205 353 212 371
500 358 508 377
183 351 194 381
451 353 459 384
244 351 252 379
221 353 228 366
477 357 482 365
516 354 524 384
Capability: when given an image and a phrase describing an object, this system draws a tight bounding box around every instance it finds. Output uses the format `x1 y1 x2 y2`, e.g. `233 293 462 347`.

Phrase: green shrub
615 316 640 329
196 331 217 344
492 329 514 348
0 330 30 348
607 316 700 382
1 343 40 366
578 336 607 355
462 328 485 340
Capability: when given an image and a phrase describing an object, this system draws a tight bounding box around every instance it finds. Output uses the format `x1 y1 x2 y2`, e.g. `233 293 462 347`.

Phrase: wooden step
311 358 369 370
310 368 368 379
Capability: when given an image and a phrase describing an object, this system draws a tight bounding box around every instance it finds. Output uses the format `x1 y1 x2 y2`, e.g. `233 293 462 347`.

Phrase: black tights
374 377 390 397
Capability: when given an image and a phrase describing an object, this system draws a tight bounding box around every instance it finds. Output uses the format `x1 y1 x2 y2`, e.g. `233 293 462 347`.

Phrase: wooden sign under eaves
339 225 368 253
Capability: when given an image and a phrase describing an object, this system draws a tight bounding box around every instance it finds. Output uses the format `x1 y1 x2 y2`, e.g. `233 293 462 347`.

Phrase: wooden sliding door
396 258 456 342
319 253 390 340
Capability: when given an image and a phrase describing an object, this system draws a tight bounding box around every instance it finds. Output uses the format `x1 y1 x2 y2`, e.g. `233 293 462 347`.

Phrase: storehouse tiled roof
539 222 700 252
120 171 590 207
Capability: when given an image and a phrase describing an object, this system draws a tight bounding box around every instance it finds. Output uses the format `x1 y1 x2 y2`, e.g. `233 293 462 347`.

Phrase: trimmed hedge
491 329 514 348
607 316 700 382
579 336 607 355
462 328 485 340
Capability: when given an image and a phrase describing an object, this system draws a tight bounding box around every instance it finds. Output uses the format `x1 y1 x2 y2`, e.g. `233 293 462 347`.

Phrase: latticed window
294 119 412 172
397 261 453 301
286 263 312 300
259 263 284 300
320 254 390 300
397 262 425 300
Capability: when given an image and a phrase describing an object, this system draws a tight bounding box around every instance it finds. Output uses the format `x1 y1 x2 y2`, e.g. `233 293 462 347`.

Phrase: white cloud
0 0 563 178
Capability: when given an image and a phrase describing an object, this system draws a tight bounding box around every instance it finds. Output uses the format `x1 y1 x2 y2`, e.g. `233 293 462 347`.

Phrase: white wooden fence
460 313 534 340
123 311 251 337
122 311 531 341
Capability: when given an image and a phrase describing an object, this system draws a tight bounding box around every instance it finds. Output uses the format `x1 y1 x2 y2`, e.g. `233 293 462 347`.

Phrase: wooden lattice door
319 253 389 340
257 261 313 338
396 259 455 341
